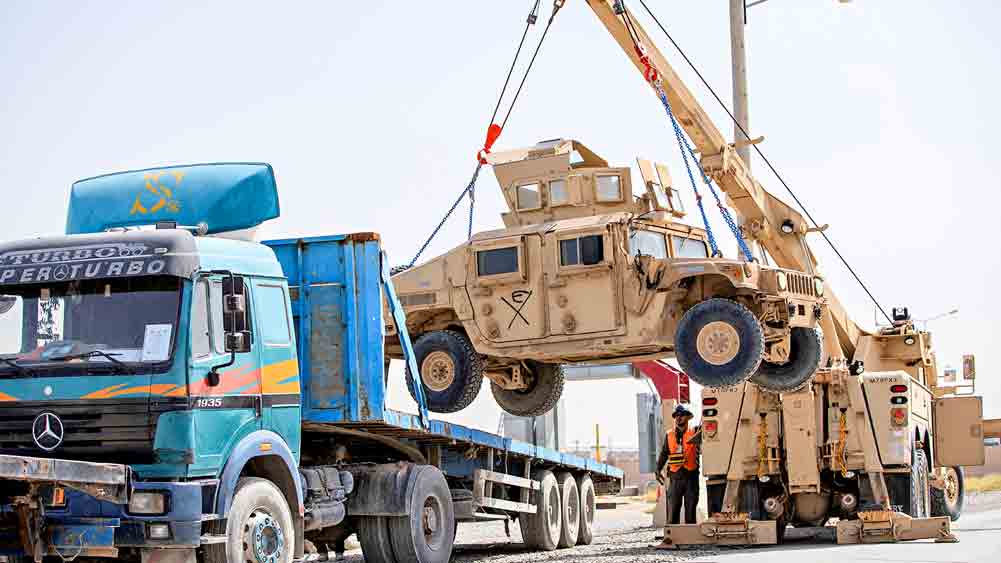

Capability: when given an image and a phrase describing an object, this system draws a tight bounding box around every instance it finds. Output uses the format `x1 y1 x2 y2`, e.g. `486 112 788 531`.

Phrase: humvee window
629 230 668 259
560 235 604 266
651 183 671 209
596 175 622 201
671 235 709 259
549 179 570 206
477 247 519 276
669 186 685 213
516 183 541 210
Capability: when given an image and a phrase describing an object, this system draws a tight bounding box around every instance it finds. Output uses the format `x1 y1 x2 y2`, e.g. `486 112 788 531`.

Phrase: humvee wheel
491 362 565 417
931 466 964 521
675 299 764 388
750 327 822 392
407 330 483 413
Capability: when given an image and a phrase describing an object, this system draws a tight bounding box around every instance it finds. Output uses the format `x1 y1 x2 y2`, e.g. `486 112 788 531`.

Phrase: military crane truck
0 164 622 563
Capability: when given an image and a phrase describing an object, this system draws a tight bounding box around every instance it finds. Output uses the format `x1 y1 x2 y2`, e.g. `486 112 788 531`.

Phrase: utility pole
729 0 752 170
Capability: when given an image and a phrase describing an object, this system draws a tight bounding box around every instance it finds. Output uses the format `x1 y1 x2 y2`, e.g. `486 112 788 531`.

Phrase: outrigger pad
836 510 956 544
662 514 778 547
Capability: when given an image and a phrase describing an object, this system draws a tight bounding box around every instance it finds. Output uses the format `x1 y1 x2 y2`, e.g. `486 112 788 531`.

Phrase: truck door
467 235 547 343
545 225 622 337
932 396 985 467
252 280 301 456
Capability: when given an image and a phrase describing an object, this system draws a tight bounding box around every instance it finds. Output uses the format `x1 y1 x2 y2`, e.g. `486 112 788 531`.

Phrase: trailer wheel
519 470 562 551
491 363 565 417
388 465 455 563
575 475 596 546
203 477 294 563
357 517 398 563
931 466 964 521
750 327 822 392
675 299 764 388
407 330 483 413
555 472 580 548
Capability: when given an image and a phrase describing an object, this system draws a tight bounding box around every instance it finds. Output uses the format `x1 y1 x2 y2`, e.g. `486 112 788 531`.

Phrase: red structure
632 360 690 403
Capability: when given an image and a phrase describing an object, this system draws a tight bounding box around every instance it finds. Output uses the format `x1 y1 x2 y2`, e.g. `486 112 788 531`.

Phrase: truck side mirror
221 276 251 354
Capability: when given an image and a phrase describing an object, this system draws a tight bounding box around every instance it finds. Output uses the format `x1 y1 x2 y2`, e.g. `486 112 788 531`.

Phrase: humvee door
545 225 623 337
467 234 547 344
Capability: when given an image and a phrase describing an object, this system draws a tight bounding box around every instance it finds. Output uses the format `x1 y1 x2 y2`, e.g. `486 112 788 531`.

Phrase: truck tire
388 465 455 563
491 363 564 417
555 472 580 548
358 517 399 563
931 466 964 521
203 477 294 563
519 470 562 551
750 327 822 392
576 475 596 546
900 449 931 518
706 481 725 515
674 299 764 388
406 330 483 413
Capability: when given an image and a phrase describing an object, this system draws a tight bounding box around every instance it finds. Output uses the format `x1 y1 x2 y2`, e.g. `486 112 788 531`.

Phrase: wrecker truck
0 164 621 563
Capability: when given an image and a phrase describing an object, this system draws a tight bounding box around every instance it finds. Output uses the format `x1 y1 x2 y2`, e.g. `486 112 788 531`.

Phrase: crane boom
585 0 866 360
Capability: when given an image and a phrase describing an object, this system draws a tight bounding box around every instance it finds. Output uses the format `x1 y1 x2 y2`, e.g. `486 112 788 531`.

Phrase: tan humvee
387 140 826 416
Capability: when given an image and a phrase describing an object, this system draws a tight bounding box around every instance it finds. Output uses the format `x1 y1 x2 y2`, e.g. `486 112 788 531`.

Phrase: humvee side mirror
0 296 16 316
963 354 975 381
208 272 252 386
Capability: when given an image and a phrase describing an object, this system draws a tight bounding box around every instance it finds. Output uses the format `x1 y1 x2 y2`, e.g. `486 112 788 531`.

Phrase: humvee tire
674 299 764 388
406 330 483 413
490 362 565 417
930 466 964 521
750 327 822 392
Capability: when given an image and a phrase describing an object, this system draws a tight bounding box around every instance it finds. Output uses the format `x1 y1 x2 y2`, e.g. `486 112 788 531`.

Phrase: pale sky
2 1 1000 449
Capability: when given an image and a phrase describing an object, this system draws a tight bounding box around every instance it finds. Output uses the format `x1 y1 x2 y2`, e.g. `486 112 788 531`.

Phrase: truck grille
787 273 816 297
0 399 179 465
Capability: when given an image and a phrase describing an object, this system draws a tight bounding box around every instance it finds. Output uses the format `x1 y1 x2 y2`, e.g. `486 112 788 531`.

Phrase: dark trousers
666 470 699 524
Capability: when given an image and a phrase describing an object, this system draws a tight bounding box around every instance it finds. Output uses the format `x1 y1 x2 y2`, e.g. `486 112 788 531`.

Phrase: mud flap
663 514 777 546
48 519 120 559
836 511 956 544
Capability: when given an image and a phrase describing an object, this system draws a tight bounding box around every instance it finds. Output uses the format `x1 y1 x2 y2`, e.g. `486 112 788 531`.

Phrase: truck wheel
519 470 562 551
575 475 596 546
388 465 455 563
204 477 294 563
358 517 399 563
407 330 483 413
750 328 822 392
491 363 564 417
931 466 964 521
905 449 931 518
675 299 764 388
555 472 580 548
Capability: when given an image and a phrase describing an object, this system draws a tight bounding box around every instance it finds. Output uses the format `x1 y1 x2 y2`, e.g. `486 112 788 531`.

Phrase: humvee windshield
671 235 709 259
629 230 668 259
0 276 182 375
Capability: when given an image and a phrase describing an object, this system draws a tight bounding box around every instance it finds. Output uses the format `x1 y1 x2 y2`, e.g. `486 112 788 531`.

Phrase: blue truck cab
0 164 621 563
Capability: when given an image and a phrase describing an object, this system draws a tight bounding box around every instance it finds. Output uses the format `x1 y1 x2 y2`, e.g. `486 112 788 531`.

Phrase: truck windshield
0 276 182 374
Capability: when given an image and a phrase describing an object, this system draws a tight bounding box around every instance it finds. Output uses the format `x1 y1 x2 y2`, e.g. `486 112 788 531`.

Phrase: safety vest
666 427 699 472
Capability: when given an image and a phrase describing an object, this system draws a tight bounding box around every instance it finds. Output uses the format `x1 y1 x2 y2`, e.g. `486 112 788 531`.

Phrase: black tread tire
555 472 580 548
203 477 294 563
388 465 455 563
520 470 561 551
575 475 596 546
358 516 399 563
750 327 822 392
902 449 931 518
675 298 764 388
930 466 964 522
776 517 788 544
406 330 483 414
491 363 565 417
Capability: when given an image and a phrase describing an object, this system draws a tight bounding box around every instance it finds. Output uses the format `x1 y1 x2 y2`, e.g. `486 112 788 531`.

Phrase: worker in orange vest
655 404 702 533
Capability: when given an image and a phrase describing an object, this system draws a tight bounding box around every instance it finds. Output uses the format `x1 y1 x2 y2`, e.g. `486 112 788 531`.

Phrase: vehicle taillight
704 421 718 438
703 397 718 406
703 408 718 417
890 384 908 393
891 407 908 427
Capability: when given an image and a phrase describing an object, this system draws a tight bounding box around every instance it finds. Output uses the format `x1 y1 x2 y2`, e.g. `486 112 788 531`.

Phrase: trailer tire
520 470 562 551
203 477 294 563
575 475 596 546
388 465 455 563
491 363 565 417
407 330 483 413
931 466 964 521
750 327 822 392
555 472 580 548
675 299 764 388
358 517 399 563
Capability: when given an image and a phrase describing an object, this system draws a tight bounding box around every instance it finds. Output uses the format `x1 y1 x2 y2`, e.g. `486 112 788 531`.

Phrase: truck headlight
776 271 788 291
814 277 825 297
129 491 167 515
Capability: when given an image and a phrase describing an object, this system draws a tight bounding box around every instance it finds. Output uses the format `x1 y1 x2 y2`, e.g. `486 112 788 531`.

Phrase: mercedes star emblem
32 412 65 451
